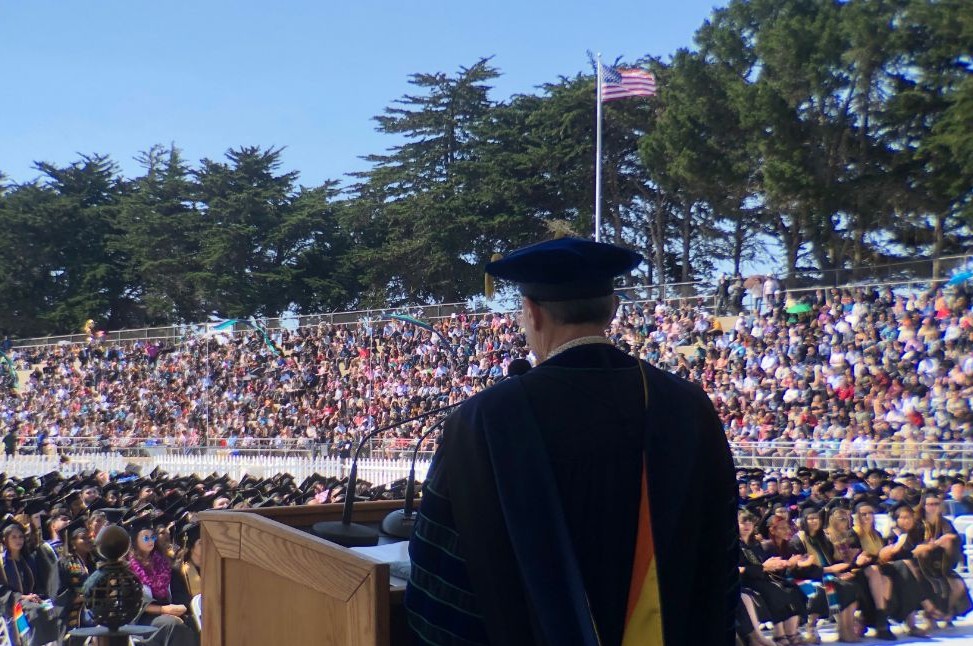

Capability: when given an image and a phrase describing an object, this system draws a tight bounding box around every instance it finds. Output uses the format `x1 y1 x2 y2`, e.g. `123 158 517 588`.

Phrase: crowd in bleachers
614 284 973 470
0 281 971 468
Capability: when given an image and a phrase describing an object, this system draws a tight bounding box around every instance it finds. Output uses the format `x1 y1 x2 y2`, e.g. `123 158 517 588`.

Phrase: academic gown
406 344 738 646
32 542 59 601
170 561 202 636
0 553 59 645
55 552 93 638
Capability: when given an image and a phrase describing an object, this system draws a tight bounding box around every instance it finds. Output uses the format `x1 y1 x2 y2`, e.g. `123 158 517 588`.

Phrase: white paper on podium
350 541 411 586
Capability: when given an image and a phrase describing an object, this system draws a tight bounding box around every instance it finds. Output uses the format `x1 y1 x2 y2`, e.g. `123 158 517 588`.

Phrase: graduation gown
0 553 59 645
406 344 738 646
55 552 93 635
32 542 59 601
170 561 202 634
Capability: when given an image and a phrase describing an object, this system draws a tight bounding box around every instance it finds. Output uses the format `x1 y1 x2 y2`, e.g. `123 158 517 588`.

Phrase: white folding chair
951 515 973 572
964 523 973 575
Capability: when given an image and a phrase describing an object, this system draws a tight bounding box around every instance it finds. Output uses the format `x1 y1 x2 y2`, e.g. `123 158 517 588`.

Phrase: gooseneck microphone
311 400 465 547
380 418 446 539
381 357 533 539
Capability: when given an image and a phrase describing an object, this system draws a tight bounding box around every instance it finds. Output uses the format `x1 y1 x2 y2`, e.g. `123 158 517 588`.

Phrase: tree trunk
643 218 655 286
733 214 745 276
933 212 944 280
652 205 667 300
776 213 803 284
681 202 693 296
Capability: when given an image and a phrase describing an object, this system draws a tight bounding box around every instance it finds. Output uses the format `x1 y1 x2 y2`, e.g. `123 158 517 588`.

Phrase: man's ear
523 297 544 333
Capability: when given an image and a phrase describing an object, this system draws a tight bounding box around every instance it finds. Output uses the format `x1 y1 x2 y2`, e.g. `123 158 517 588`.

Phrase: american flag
601 63 656 101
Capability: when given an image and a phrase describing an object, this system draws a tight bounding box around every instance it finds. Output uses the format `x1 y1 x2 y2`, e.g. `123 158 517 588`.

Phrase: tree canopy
0 0 969 336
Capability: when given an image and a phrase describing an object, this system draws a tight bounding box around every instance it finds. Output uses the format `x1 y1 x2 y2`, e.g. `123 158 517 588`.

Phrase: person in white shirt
762 277 776 313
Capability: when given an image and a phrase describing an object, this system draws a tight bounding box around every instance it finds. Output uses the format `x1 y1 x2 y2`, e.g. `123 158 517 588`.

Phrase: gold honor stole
621 459 664 645
182 562 202 598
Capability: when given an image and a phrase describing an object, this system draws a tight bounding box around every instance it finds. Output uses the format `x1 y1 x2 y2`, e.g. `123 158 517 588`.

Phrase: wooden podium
199 501 410 646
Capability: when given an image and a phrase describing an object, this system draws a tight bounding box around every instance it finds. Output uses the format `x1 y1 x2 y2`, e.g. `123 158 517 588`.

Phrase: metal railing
8 282 708 351
782 253 973 290
730 441 973 474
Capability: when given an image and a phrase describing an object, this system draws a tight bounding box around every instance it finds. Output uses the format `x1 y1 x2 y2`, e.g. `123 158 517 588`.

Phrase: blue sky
1 1 725 187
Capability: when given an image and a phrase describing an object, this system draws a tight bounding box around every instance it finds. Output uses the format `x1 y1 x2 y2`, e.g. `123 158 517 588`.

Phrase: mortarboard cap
0 515 24 535
889 500 914 517
185 495 216 514
124 514 155 536
175 521 202 551
64 516 88 540
21 498 48 516
102 508 126 525
60 491 82 507
40 471 62 486
824 497 852 513
485 237 642 302
19 477 40 492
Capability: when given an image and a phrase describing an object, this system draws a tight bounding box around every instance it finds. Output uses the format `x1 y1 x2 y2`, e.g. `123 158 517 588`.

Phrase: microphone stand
314 360 531 547
380 417 447 539
311 399 463 547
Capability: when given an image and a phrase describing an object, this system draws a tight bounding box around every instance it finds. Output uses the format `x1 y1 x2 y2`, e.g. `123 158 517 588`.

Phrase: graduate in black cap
125 515 196 646
0 516 59 644
789 508 859 643
878 500 950 635
54 516 95 643
169 522 202 637
406 238 737 646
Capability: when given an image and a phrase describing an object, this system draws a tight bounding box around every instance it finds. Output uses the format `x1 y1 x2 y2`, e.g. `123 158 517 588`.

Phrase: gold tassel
485 253 503 300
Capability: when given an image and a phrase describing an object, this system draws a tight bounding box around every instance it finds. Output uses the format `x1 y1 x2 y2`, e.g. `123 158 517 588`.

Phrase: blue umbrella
947 270 973 286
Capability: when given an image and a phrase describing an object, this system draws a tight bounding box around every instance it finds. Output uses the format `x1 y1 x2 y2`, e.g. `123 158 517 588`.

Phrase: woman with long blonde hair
849 501 908 639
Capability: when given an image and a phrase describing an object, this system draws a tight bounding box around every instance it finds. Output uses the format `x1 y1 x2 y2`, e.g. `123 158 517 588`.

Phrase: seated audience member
789 508 859 643
0 519 58 645
126 517 197 646
738 510 806 645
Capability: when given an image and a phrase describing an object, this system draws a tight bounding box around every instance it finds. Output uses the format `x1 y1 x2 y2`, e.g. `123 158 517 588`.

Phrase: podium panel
200 503 405 646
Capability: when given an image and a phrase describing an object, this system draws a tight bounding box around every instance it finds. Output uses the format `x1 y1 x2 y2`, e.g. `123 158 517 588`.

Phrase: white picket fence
149 454 431 484
0 452 431 486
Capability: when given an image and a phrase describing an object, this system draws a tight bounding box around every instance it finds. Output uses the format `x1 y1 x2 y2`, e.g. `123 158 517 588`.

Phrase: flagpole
594 53 603 243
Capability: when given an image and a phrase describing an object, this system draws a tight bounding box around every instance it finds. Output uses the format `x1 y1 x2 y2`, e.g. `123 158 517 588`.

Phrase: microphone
311 399 465 547
380 418 446 539
380 357 533 539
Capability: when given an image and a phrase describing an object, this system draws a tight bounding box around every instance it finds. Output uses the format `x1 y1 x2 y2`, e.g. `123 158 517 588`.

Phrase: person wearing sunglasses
126 516 196 646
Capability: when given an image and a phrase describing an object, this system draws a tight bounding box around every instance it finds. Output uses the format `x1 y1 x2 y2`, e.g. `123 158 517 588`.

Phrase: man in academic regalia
405 238 738 646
